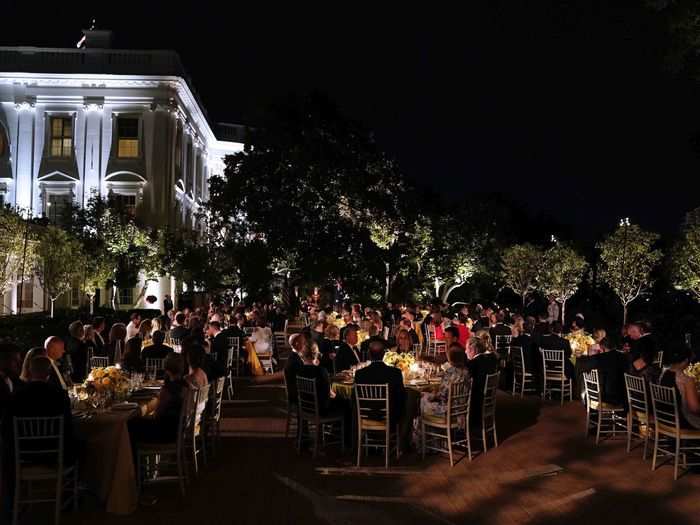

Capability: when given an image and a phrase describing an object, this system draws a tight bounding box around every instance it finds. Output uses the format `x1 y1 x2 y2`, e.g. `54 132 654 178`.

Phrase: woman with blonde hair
20 347 47 382
138 319 153 345
320 324 341 374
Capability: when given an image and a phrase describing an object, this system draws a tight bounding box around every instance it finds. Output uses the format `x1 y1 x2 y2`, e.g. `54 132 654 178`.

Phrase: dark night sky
3 1 699 238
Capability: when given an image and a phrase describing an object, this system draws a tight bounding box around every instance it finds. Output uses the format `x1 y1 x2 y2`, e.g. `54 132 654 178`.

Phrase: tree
35 225 82 318
537 243 588 325
598 220 662 325
670 215 700 301
0 207 37 313
501 243 544 308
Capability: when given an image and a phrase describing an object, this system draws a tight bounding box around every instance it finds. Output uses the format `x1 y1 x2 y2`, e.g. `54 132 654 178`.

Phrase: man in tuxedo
586 338 628 406
284 333 306 405
163 294 174 315
169 312 190 341
335 326 363 372
92 316 107 354
490 312 512 345
628 321 657 365
142 330 174 360
354 338 406 426
45 336 69 390
538 322 574 379
7 356 76 463
466 336 499 429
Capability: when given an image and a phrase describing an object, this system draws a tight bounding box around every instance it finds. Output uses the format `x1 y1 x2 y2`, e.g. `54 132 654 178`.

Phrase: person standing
126 312 141 340
163 294 174 315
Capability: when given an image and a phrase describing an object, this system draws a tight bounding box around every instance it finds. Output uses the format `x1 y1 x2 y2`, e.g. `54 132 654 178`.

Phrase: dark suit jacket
142 344 174 360
284 352 304 404
538 334 573 378
169 326 190 341
334 343 362 373
466 353 499 427
511 334 539 374
6 381 76 464
354 361 406 425
630 335 657 365
66 336 89 384
297 364 334 415
590 351 628 405
320 339 343 375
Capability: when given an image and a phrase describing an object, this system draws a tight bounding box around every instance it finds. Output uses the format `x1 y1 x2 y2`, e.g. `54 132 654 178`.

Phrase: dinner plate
112 402 139 411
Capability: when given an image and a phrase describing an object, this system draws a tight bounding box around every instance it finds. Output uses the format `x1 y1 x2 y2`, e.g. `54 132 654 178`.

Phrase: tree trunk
434 277 441 299
384 262 391 302
111 285 118 310
561 299 566 326
50 297 55 319
623 303 628 326
522 293 527 310
441 282 466 304
88 293 95 315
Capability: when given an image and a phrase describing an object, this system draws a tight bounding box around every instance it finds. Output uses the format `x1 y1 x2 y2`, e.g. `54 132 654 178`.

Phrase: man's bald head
44 336 65 361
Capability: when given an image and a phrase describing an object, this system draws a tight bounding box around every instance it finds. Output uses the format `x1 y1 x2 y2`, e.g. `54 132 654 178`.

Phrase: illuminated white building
0 31 244 314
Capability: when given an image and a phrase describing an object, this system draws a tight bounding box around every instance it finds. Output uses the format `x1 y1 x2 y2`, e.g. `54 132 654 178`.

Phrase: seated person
185 344 209 388
466 336 499 429
320 325 343 375
120 337 145 374
391 328 415 355
659 345 700 429
443 326 463 352
354 338 406 426
588 337 628 406
6 356 76 465
284 334 306 405
129 354 188 444
334 325 363 372
169 312 190 341
399 318 420 345
539 322 574 379
421 343 470 417
142 330 174 360
296 342 339 416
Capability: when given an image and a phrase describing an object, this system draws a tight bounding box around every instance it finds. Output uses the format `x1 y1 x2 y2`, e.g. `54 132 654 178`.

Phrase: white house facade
0 38 244 315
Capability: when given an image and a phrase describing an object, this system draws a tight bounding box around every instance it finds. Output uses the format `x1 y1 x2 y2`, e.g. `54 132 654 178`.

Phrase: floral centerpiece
566 330 595 357
383 351 416 377
684 362 700 384
85 366 130 400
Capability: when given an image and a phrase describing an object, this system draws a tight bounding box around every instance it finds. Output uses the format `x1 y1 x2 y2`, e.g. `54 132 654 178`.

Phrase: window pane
118 139 139 158
51 118 62 138
118 118 138 139
62 138 72 156
51 139 62 157
63 118 72 136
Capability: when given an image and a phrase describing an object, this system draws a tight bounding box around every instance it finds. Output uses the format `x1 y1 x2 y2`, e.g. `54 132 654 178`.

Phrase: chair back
511 346 524 376
649 383 681 432
274 332 287 352
624 373 649 420
226 337 240 353
193 384 211 437
89 355 109 370
411 343 421 358
583 369 601 407
355 383 390 427
447 377 471 422
296 376 320 419
13 416 64 473
482 373 499 421
495 335 512 352
541 348 566 378
653 351 664 367
178 387 197 450
145 357 167 379
207 377 226 422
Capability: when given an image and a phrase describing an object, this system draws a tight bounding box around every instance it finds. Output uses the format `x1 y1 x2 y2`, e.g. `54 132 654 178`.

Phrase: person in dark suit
320 325 343 375
511 319 541 390
169 312 190 341
284 333 306 404
6 356 76 464
466 336 499 429
67 321 89 384
92 316 107 355
489 312 512 345
628 321 657 365
45 336 70 391
296 340 339 416
538 322 574 379
587 338 628 406
142 330 174 360
354 338 406 426
163 294 174 315
334 325 363 372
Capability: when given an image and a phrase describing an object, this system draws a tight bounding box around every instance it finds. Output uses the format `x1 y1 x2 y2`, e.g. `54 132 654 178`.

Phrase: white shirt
50 359 67 390
126 321 140 340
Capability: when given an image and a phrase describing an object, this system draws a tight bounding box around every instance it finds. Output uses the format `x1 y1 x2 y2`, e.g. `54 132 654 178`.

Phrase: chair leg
297 418 303 454
385 429 390 469
642 426 649 460
674 437 680 480
482 426 488 453
357 429 362 467
493 425 498 449
340 421 345 454
447 427 454 467
177 450 186 496
421 421 426 460
595 411 602 445
55 475 62 525
626 415 632 453
312 424 319 459
396 425 400 460
652 430 659 471
466 422 473 461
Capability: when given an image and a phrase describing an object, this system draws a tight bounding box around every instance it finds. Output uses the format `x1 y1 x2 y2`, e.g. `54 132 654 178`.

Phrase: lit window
17 277 33 309
50 117 73 158
119 287 134 306
117 117 139 158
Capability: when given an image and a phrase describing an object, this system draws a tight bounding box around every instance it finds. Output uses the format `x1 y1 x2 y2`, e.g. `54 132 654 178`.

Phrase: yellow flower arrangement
383 351 416 374
566 330 595 357
684 362 700 383
86 366 129 397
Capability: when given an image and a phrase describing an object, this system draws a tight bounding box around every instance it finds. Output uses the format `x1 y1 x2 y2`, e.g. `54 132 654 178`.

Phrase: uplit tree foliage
598 221 662 324
0 207 37 311
35 225 82 318
537 243 588 324
670 213 700 301
501 243 544 307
